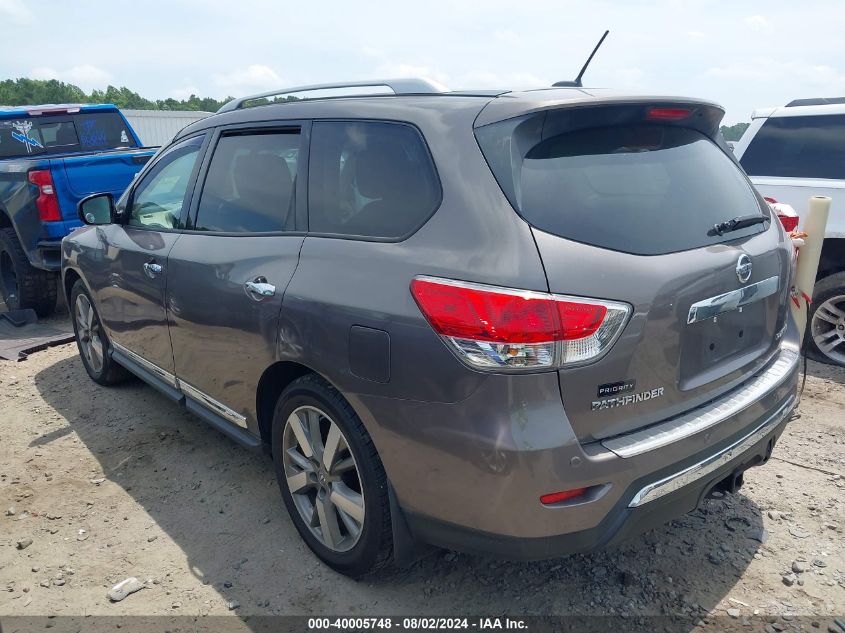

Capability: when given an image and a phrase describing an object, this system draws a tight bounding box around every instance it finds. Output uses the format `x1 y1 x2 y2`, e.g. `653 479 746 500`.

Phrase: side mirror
78 193 116 225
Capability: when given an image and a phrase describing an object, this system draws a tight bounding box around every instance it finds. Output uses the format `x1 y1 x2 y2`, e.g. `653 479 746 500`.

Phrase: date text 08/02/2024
307 617 528 630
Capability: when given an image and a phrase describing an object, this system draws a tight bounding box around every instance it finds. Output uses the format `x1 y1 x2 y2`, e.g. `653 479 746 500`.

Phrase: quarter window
194 131 300 233
308 121 440 239
128 136 203 229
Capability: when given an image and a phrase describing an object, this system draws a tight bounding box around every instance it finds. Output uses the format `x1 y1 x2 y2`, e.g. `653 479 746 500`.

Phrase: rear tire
0 227 58 317
271 374 393 577
70 279 130 385
806 271 845 367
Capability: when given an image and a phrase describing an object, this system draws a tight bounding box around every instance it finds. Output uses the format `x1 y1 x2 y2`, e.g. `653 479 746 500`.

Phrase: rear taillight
765 197 800 233
28 169 61 222
410 277 630 370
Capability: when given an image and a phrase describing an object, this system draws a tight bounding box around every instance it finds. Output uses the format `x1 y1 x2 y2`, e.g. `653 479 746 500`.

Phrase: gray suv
63 79 800 577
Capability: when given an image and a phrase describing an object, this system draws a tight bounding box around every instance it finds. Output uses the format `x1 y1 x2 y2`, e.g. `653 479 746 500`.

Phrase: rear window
740 114 845 180
0 111 136 159
476 117 766 255
308 121 441 239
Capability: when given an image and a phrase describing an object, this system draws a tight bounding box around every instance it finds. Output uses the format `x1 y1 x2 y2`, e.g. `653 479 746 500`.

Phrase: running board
110 347 262 453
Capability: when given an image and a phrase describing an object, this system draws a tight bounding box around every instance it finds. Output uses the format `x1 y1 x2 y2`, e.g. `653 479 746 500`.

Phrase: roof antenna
553 30 609 87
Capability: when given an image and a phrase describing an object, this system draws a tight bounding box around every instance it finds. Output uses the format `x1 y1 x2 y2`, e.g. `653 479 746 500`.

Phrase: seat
348 145 431 237
230 153 294 231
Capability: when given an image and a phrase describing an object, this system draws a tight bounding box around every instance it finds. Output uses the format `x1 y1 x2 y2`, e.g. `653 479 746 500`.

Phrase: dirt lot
0 313 843 629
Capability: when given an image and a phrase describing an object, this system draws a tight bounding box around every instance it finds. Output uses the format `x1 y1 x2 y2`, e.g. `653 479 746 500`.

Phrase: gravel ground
0 318 843 630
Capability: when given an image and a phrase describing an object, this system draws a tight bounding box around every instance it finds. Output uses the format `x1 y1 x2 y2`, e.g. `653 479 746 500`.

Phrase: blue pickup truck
0 104 156 315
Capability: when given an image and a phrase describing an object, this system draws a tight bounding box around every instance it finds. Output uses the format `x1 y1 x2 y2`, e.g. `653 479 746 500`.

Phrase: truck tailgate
56 149 154 201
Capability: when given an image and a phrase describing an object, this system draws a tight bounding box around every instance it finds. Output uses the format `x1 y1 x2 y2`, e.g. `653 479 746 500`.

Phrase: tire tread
274 373 393 576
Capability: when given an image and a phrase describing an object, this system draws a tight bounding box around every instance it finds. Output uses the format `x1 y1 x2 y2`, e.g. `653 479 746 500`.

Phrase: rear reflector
410 277 630 370
647 107 693 120
540 487 589 505
28 169 61 222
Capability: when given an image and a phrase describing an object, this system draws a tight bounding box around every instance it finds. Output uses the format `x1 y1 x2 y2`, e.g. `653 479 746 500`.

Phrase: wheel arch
0 205 12 229
255 360 315 445
63 267 83 306
818 237 845 280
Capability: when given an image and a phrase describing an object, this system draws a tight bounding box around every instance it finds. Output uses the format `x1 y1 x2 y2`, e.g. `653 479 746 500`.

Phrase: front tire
70 279 129 385
272 374 393 577
806 271 845 367
0 227 58 317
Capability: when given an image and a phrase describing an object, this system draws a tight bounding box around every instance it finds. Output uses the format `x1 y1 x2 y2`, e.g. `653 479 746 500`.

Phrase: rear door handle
143 262 163 278
244 277 276 300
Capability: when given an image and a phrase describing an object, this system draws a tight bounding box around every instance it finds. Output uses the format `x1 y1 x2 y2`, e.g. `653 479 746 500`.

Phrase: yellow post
791 196 832 339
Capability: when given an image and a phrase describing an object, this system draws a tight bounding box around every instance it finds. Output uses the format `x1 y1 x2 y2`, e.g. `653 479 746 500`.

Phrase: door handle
143 262 163 278
244 277 276 300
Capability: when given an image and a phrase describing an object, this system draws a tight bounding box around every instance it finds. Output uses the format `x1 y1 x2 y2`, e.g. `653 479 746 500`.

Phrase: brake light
28 169 61 222
27 107 80 116
410 277 630 370
647 107 692 120
765 197 800 232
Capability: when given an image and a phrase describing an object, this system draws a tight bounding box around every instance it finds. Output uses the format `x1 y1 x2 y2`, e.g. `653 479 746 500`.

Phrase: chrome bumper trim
687 276 779 324
628 395 795 507
602 345 799 458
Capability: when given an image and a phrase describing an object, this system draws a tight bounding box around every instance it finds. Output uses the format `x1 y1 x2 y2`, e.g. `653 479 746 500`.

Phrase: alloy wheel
74 294 105 374
810 294 845 366
282 405 365 552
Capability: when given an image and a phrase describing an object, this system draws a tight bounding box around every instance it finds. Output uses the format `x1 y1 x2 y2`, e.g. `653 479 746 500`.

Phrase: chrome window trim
110 342 247 429
602 344 799 458
628 395 795 507
687 275 780 324
177 380 248 429
111 341 177 388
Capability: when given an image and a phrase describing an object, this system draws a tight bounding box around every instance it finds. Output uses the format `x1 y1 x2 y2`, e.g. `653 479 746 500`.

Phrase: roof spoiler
785 96 845 107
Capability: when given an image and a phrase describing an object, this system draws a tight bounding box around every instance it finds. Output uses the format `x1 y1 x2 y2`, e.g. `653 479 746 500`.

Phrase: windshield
0 111 137 159
476 117 767 255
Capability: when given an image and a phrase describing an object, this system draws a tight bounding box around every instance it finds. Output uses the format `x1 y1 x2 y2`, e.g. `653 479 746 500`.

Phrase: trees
720 122 750 142
0 78 232 111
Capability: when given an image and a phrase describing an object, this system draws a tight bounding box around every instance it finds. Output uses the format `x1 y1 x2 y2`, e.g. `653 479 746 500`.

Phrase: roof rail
785 97 845 107
217 78 450 113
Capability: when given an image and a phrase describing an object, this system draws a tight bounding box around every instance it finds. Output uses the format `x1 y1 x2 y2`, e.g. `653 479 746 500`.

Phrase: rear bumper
353 330 800 559
404 394 793 560
33 239 62 271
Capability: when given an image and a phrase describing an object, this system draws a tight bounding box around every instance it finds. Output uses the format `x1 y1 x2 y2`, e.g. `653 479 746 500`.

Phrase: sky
1 0 844 124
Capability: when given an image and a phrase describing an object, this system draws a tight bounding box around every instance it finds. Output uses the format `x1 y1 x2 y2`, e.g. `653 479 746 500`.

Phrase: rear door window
308 121 440 239
194 130 300 233
740 114 845 180
476 118 766 255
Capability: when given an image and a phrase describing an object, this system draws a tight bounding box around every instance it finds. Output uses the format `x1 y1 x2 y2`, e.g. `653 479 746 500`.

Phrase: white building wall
122 110 213 147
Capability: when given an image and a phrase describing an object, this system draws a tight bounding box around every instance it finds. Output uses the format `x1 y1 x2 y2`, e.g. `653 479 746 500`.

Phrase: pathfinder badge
591 387 665 411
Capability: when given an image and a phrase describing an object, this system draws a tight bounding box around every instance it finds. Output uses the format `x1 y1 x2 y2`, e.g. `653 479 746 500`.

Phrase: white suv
734 97 845 366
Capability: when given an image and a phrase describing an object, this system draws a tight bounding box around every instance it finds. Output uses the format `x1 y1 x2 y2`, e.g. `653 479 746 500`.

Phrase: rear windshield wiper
710 214 768 236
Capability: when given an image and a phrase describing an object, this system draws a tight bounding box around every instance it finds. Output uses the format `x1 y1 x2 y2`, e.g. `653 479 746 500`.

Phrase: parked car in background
64 79 799 576
0 104 155 315
734 97 845 366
